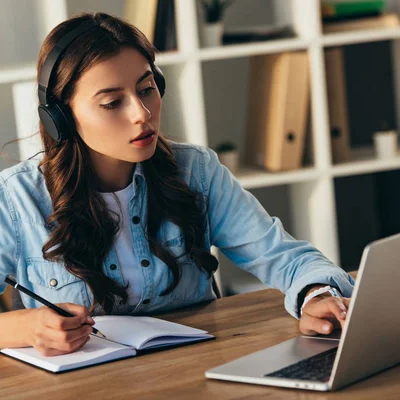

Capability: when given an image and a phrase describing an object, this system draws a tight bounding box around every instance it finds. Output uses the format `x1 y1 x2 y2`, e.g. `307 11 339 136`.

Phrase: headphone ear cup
38 101 76 143
153 64 166 98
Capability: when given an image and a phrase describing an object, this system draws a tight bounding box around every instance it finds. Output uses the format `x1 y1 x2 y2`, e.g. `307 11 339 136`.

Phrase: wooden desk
1 274 399 400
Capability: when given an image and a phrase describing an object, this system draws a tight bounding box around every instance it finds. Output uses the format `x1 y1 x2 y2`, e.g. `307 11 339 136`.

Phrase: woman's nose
129 97 151 124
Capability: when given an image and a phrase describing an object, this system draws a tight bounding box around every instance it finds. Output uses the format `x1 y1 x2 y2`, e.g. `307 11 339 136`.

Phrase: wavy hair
36 12 218 314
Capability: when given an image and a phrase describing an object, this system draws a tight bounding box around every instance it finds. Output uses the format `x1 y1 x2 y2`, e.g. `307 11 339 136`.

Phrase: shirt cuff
284 265 355 319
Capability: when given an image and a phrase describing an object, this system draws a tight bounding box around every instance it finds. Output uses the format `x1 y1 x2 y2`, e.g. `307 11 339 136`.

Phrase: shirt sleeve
0 179 19 295
203 147 354 319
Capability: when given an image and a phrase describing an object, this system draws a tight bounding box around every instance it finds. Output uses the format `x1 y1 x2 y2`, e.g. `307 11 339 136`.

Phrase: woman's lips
130 132 156 148
131 130 154 142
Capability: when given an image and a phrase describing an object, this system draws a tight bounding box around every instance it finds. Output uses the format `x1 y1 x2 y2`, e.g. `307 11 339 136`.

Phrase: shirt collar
132 162 145 182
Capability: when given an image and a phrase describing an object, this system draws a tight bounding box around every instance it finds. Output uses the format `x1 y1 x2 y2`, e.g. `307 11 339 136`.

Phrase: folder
154 0 177 52
244 52 310 172
324 47 352 164
124 0 159 43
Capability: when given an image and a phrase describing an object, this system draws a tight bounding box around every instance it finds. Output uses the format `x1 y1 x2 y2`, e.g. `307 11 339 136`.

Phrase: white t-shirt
99 183 142 305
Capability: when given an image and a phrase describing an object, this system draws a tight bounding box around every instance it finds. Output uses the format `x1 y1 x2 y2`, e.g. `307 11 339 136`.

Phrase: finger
51 324 93 346
43 308 86 331
342 298 351 308
33 323 92 352
54 303 94 322
37 336 91 357
43 325 92 353
299 313 334 336
54 328 92 353
305 298 348 328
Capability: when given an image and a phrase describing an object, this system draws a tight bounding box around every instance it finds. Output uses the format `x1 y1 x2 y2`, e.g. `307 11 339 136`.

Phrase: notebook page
0 335 136 372
141 334 214 349
93 316 211 349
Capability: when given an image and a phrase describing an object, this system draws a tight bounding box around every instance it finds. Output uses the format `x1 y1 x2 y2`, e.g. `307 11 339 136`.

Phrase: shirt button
110 264 117 270
142 299 150 304
132 216 140 224
49 279 58 287
141 259 150 267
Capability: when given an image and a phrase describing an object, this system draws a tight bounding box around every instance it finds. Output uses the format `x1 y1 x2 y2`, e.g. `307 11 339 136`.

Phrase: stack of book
244 52 310 172
322 1 400 33
124 0 177 52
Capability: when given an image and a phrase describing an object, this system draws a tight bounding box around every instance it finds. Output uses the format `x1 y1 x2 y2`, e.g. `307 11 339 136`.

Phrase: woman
0 12 354 356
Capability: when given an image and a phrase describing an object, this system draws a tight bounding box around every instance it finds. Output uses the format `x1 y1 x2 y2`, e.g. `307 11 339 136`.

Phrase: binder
154 0 177 52
324 47 352 164
124 0 159 43
244 52 310 172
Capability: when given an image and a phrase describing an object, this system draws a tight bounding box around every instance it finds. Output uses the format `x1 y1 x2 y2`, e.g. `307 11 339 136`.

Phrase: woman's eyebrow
92 70 154 98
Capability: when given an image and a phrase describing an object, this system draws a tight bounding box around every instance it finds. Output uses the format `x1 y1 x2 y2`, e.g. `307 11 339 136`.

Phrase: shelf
0 52 188 85
4 0 400 287
321 27 400 47
235 166 319 189
198 37 309 62
331 147 400 178
5 30 400 84
155 51 189 66
0 63 36 85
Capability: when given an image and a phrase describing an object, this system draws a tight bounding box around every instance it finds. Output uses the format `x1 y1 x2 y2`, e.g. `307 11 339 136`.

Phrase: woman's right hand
27 303 95 356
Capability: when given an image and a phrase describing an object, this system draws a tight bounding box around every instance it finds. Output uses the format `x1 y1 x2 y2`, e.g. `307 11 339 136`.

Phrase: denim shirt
0 141 354 318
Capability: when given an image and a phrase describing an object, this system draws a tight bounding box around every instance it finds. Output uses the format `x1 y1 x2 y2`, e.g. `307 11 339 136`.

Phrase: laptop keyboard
265 347 338 382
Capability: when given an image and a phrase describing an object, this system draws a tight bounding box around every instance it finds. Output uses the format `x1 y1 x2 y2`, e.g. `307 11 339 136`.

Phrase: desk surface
1 273 399 400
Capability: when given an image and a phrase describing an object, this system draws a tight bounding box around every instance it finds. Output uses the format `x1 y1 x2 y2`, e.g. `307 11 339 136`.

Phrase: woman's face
69 47 161 164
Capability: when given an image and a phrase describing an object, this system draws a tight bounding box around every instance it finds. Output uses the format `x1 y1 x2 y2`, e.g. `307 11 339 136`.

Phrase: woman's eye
99 87 155 110
100 100 121 110
140 86 156 96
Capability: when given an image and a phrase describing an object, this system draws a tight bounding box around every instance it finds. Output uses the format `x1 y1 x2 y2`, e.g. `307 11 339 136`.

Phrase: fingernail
87 316 95 324
340 311 347 318
323 323 330 332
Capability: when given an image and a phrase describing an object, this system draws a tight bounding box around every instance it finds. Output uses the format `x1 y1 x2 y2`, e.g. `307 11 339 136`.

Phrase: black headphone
38 20 166 144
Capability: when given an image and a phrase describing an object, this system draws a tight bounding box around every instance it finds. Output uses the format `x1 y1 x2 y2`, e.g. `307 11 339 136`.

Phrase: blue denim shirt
0 141 354 317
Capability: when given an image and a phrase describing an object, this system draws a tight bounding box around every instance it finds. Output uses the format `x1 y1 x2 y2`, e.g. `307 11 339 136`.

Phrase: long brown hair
37 12 218 314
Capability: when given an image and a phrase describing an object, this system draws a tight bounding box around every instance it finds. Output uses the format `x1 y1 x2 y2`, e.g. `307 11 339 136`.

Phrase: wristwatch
300 285 342 316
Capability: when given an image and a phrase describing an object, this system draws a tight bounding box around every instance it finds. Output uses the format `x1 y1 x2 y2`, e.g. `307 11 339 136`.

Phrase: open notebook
0 316 214 373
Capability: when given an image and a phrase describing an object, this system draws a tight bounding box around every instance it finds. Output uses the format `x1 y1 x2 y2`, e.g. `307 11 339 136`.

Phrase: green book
322 1 385 19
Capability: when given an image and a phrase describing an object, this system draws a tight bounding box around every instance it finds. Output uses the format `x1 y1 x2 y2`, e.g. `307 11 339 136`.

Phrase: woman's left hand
299 294 351 336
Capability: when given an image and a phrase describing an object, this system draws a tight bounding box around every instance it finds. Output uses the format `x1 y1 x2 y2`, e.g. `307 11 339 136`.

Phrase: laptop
205 233 400 391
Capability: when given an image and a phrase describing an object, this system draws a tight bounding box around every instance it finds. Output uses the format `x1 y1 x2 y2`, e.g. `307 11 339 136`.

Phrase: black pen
4 276 106 339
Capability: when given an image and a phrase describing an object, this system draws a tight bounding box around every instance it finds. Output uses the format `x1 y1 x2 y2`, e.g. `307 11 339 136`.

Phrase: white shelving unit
2 0 400 295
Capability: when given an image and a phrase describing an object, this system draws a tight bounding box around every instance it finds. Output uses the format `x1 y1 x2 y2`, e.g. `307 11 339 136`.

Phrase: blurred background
1 0 400 308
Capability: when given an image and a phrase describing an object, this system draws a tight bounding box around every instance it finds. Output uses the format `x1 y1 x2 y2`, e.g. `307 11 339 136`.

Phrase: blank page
93 316 211 349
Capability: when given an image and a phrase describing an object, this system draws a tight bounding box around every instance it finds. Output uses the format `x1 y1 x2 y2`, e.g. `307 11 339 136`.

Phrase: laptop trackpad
210 336 339 378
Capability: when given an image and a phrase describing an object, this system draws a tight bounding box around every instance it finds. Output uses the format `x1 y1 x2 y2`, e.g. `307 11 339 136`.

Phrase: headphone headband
38 20 98 105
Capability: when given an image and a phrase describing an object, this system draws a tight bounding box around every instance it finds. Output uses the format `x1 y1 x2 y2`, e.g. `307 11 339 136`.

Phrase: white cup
373 130 398 159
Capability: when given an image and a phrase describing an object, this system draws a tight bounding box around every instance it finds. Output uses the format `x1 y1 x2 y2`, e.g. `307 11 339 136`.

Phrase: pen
4 276 106 339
